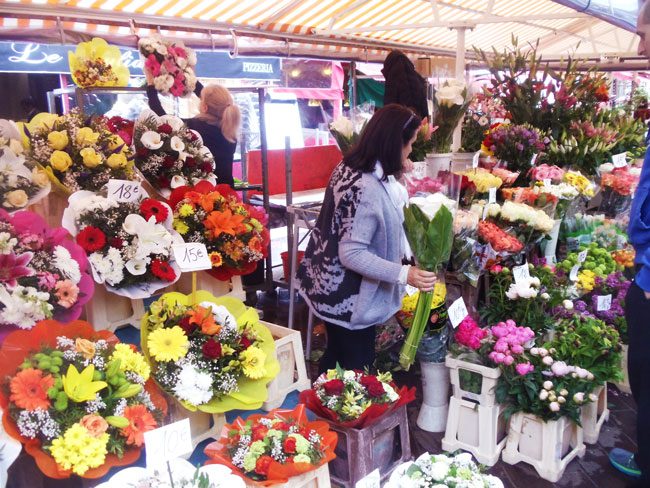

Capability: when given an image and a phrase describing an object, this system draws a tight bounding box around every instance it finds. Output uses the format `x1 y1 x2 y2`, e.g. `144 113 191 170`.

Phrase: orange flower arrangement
121 404 157 447
189 305 221 335
10 368 55 411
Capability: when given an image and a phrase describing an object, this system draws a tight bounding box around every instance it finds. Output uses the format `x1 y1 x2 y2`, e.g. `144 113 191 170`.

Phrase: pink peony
515 362 534 375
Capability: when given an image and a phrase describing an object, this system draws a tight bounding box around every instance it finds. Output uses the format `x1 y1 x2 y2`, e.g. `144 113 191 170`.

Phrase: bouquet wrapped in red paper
204 404 337 486
169 181 270 281
0 320 167 479
299 365 415 429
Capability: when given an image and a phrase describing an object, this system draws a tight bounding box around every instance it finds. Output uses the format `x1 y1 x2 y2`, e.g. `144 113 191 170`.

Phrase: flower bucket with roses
141 291 280 413
62 191 182 299
0 320 167 478
68 38 130 88
0 210 94 336
138 37 197 97
298 365 416 429
431 80 471 153
0 119 50 212
203 404 337 486
133 110 216 198
168 181 270 281
24 109 135 195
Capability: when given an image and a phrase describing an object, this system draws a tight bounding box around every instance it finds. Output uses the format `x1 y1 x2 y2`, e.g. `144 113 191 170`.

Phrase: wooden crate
83 284 146 332
167 397 225 449
28 191 68 229
261 321 311 411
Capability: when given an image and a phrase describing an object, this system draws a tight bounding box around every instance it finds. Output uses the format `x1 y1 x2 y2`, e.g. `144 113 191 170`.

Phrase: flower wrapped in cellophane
0 320 167 478
141 292 280 413
133 110 216 198
168 181 270 281
598 165 640 217
24 109 135 194
0 119 50 211
138 37 197 97
299 365 415 429
204 404 337 486
68 38 130 88
62 191 182 299
0 210 93 335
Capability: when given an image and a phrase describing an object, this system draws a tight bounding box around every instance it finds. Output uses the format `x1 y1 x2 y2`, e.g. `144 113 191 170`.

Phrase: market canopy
0 0 643 63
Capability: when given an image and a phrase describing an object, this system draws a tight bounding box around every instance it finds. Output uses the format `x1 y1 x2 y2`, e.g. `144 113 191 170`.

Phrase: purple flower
574 300 587 312
0 252 34 287
516 143 524 151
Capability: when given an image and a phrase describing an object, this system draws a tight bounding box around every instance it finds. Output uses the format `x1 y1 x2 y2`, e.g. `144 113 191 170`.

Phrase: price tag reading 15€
107 179 143 203
144 419 193 469
172 243 212 272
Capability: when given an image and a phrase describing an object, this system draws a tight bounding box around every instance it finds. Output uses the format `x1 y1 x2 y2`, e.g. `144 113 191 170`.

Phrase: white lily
122 214 173 260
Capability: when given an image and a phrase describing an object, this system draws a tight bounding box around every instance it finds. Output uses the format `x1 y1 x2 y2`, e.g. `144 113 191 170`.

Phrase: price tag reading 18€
596 294 612 312
172 243 212 272
612 152 627 168
143 419 193 469
448 297 469 328
107 179 143 203
512 262 531 285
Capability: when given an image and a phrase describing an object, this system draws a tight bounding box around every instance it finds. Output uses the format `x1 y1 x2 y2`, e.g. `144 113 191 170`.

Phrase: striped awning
0 0 642 63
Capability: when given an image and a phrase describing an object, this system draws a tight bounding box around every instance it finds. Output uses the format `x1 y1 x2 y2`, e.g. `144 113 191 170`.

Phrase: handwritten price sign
612 152 627 168
107 179 143 203
172 243 212 272
596 294 612 312
143 419 193 468
512 263 531 285
488 187 497 204
569 264 581 282
448 297 469 328
577 250 588 264
472 151 481 169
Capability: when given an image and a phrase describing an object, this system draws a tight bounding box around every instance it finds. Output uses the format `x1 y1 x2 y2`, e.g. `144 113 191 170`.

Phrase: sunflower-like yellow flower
147 326 189 362
50 423 109 475
178 203 195 217
110 343 151 380
240 346 267 379
173 219 189 235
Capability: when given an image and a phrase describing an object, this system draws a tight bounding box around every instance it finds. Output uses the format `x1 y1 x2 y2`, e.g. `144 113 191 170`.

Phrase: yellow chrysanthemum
577 269 596 292
50 424 109 475
240 346 267 379
401 282 446 313
178 203 195 217
147 326 189 362
110 343 151 380
173 220 189 235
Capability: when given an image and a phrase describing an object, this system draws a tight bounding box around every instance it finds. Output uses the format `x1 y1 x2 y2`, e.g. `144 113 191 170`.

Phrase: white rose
170 175 188 189
170 136 185 152
125 258 149 276
549 401 561 412
560 389 569 397
541 292 550 300
343 370 356 381
430 461 450 481
558 396 566 404
140 131 164 150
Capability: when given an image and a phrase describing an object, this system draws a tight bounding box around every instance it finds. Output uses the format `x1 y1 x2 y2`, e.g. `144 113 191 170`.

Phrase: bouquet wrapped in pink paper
138 37 197 97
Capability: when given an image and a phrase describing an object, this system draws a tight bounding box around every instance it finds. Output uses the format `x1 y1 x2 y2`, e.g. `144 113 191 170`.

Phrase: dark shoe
610 448 642 478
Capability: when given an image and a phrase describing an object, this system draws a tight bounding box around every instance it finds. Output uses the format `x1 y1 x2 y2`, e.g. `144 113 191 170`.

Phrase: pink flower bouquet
528 164 565 183
0 210 94 338
138 37 197 97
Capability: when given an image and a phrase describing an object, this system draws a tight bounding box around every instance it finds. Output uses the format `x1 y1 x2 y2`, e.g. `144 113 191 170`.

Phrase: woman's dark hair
344 104 420 178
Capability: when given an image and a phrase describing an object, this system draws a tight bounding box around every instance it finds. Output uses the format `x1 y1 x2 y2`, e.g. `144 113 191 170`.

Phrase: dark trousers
319 321 376 373
626 282 650 482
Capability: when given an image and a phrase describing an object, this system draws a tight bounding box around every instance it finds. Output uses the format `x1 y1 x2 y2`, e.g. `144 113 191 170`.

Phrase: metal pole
451 27 467 152
285 135 293 266
350 61 357 115
258 87 273 292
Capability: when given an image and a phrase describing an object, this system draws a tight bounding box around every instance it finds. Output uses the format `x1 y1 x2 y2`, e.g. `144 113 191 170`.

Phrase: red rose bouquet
204 404 337 486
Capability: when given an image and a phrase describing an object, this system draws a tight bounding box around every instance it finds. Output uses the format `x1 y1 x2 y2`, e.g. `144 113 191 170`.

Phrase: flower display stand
324 403 411 488
581 384 609 444
442 356 506 465
260 321 311 411
417 360 450 432
173 272 245 301
244 463 331 488
502 412 586 483
28 191 67 228
613 345 631 394
84 284 146 332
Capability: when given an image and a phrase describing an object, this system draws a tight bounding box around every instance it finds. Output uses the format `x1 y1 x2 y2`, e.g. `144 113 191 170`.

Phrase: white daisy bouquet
141 292 280 413
138 37 197 97
133 110 216 198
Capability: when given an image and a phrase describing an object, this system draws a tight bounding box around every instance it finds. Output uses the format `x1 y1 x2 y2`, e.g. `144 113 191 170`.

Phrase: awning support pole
451 26 466 152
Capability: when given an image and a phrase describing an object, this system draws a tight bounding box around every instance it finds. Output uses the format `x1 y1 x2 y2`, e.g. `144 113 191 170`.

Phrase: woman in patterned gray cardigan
298 104 438 371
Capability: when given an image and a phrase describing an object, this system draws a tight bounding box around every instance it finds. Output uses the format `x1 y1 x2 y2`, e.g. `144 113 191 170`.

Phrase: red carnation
136 147 150 158
202 338 222 359
367 381 385 398
110 237 124 249
200 162 213 173
283 436 297 454
322 379 345 396
251 425 268 442
254 455 273 476
158 123 173 134
140 198 169 223
150 259 176 281
76 226 106 252
162 156 176 168
179 316 196 335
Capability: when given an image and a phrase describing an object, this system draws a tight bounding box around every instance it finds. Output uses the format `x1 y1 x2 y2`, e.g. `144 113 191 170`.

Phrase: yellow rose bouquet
25 109 135 194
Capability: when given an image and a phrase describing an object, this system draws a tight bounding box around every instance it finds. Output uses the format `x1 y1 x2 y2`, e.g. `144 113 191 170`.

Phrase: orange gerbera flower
121 404 157 447
189 305 221 335
10 368 55 411
204 209 246 238
209 251 223 267
248 236 263 254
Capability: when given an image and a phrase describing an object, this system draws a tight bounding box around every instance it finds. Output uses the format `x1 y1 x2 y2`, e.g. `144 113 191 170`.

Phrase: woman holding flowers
298 104 437 371
143 67 241 188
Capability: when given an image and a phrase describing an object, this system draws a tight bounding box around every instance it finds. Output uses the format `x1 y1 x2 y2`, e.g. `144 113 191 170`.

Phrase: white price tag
569 264 581 282
597 294 612 312
488 187 497 204
531 153 538 165
612 152 627 168
107 179 143 203
543 179 552 187
577 250 588 264
144 419 193 468
405 284 418 296
172 243 212 272
472 151 480 168
512 263 531 285
448 297 469 328
356 469 380 488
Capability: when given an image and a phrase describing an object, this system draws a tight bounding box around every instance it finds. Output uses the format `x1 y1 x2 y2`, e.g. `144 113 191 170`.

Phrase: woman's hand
407 267 437 292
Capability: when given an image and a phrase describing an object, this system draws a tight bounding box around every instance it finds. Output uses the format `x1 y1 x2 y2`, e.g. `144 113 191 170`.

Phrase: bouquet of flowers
599 166 641 217
480 201 555 251
134 110 216 197
0 120 50 211
0 210 93 333
141 292 279 413
477 220 524 254
0 320 167 478
386 452 504 488
482 123 548 178
558 243 622 294
450 210 482 285
563 170 596 198
457 168 503 194
500 186 559 217
203 404 337 486
168 181 270 281
408 118 435 161
529 164 565 183
138 37 197 97
397 283 447 330
62 191 181 298
299 365 415 428
25 109 135 194
431 80 471 153
68 38 130 88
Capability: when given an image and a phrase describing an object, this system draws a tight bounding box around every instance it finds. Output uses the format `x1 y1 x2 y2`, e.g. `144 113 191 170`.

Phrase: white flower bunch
435 79 467 108
173 362 214 405
329 116 354 139
499 200 555 234
408 192 457 221
505 277 541 300
0 285 53 329
535 182 579 200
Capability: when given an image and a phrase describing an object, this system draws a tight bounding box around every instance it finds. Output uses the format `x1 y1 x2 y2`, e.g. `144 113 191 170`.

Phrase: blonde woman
144 67 241 187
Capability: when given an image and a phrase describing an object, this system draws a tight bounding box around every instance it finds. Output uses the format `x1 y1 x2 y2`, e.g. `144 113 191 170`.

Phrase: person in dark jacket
382 50 429 120
144 67 241 187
